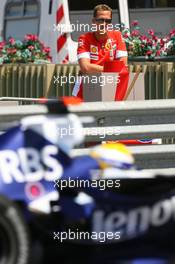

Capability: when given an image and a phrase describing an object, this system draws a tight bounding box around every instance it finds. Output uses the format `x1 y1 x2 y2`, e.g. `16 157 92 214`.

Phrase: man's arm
79 56 127 74
119 56 128 66
79 58 103 74
115 31 128 66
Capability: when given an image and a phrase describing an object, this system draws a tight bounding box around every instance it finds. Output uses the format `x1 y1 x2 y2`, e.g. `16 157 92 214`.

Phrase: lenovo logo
92 196 175 240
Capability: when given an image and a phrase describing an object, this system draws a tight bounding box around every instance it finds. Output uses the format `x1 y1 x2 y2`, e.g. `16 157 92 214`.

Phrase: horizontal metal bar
0 105 47 125
0 101 19 106
99 168 175 179
70 99 175 113
0 97 55 102
130 144 175 169
0 102 174 144
83 124 175 142
70 99 175 126
0 99 175 127
72 144 175 155
140 168 175 175
71 144 175 169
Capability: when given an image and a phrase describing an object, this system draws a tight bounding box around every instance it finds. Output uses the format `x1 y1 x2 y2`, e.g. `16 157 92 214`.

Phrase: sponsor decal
92 196 175 241
90 55 99 60
105 39 116 50
0 145 63 184
25 182 45 200
105 42 112 50
138 139 153 143
90 45 98 54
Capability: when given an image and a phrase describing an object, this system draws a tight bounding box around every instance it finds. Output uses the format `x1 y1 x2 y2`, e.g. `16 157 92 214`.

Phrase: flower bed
122 21 175 60
1 24 175 63
0 34 52 64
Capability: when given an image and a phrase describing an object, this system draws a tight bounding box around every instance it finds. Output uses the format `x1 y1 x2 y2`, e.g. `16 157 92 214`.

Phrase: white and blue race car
0 100 174 264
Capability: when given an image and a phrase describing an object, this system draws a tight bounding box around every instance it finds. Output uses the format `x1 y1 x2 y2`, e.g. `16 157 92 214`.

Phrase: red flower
156 50 161 56
131 20 139 27
147 39 153 45
170 29 175 36
9 37 15 45
28 45 34 50
152 35 158 42
140 35 147 41
24 35 31 41
131 30 140 37
25 34 38 41
123 33 129 38
7 48 17 54
32 35 38 41
148 29 154 36
42 47 51 53
160 38 165 47
146 50 152 55
47 55 52 62
0 41 6 49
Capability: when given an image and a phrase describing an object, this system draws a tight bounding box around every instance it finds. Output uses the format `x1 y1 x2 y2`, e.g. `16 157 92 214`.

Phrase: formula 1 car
0 99 175 264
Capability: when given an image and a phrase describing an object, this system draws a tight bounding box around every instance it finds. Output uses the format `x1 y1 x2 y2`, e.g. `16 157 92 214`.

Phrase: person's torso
85 31 120 65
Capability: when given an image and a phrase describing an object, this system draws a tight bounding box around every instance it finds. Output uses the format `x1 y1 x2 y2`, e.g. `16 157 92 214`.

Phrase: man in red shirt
72 4 129 100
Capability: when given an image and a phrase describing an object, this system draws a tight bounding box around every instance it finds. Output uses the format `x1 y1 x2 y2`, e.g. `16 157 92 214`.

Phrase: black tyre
0 195 30 264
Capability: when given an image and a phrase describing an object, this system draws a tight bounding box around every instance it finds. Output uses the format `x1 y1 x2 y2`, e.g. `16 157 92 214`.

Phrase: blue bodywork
0 123 175 263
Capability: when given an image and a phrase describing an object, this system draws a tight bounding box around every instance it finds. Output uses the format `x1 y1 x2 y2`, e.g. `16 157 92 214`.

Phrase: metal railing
0 98 175 125
0 62 175 99
0 98 175 170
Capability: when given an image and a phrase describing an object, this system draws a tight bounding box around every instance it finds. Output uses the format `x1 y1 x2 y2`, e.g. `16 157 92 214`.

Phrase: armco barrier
0 99 175 170
0 98 175 126
0 62 175 99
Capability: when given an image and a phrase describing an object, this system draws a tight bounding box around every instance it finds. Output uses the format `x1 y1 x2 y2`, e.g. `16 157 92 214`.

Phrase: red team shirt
77 30 128 65
73 30 129 100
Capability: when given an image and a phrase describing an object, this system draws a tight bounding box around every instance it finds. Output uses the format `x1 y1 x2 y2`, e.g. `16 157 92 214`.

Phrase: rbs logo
0 145 63 184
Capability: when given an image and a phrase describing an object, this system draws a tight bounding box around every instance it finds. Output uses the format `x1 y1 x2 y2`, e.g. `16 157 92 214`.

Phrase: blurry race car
0 99 135 264
0 99 175 264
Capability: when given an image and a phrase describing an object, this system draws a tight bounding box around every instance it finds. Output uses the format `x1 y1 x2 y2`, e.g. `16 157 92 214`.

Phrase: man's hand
79 58 104 74
79 56 128 75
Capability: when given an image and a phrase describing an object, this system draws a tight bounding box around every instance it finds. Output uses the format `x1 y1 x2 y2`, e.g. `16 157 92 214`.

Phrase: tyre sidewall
0 195 30 264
